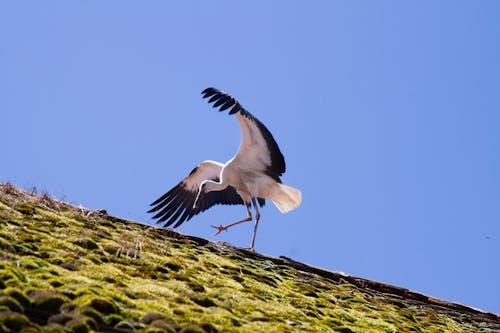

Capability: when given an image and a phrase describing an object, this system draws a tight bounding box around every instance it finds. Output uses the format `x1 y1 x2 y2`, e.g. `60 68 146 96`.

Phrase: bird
148 87 302 251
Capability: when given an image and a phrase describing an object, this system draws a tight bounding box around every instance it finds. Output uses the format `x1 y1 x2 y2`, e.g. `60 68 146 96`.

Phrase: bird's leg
250 197 261 251
211 202 252 236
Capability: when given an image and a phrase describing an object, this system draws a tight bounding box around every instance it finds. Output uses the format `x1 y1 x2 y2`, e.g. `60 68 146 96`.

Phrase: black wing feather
149 182 265 228
208 93 222 103
202 87 218 98
229 103 242 115
149 179 246 228
201 87 286 181
220 98 236 111
213 95 231 108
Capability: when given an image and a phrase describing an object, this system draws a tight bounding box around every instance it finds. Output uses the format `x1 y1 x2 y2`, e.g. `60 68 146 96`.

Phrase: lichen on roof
0 182 499 333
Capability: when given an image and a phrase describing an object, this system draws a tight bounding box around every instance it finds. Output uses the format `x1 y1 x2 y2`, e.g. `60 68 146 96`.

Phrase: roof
0 182 499 332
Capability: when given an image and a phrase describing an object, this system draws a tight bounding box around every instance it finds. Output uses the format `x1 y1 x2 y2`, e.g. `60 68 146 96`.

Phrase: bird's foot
211 225 228 236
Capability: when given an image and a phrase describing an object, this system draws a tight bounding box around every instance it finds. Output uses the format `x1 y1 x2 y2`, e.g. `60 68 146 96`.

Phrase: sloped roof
0 183 498 332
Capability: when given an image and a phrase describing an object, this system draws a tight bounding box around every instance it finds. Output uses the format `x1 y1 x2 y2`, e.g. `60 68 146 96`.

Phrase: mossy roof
0 182 499 333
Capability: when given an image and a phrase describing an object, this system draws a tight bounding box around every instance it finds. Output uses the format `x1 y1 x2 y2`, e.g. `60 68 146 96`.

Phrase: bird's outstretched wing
201 87 286 182
148 160 244 228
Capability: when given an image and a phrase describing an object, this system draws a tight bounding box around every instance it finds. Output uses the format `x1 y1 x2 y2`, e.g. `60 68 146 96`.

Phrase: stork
148 88 301 251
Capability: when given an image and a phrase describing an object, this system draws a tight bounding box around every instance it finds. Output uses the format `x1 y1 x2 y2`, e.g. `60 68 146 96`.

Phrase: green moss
0 264 26 283
59 302 77 313
74 295 119 315
144 327 169 333
140 312 174 325
80 316 98 330
40 324 66 333
73 306 104 325
344 297 369 305
0 311 32 331
16 203 39 215
178 325 207 333
332 327 356 333
19 326 40 333
13 244 37 254
105 313 124 326
115 320 136 330
199 322 218 333
149 319 177 333
164 261 183 272
30 291 69 313
190 296 217 308
48 279 64 288
47 313 74 325
187 280 206 292
0 183 497 333
73 239 99 250
64 318 90 333
0 295 24 312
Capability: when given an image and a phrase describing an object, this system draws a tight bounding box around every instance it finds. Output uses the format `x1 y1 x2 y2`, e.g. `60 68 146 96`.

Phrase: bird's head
200 180 215 193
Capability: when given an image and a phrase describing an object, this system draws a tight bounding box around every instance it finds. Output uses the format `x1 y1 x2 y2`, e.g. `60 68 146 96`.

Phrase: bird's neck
204 179 228 192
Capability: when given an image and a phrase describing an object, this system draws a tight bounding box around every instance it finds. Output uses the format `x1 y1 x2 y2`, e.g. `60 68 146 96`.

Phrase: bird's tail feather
270 184 302 213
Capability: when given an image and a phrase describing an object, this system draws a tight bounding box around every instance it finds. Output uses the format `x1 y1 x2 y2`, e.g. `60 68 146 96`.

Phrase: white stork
148 87 301 250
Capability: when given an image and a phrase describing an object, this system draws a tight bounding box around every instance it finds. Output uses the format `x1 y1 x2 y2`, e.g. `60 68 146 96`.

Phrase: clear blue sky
2 1 499 314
